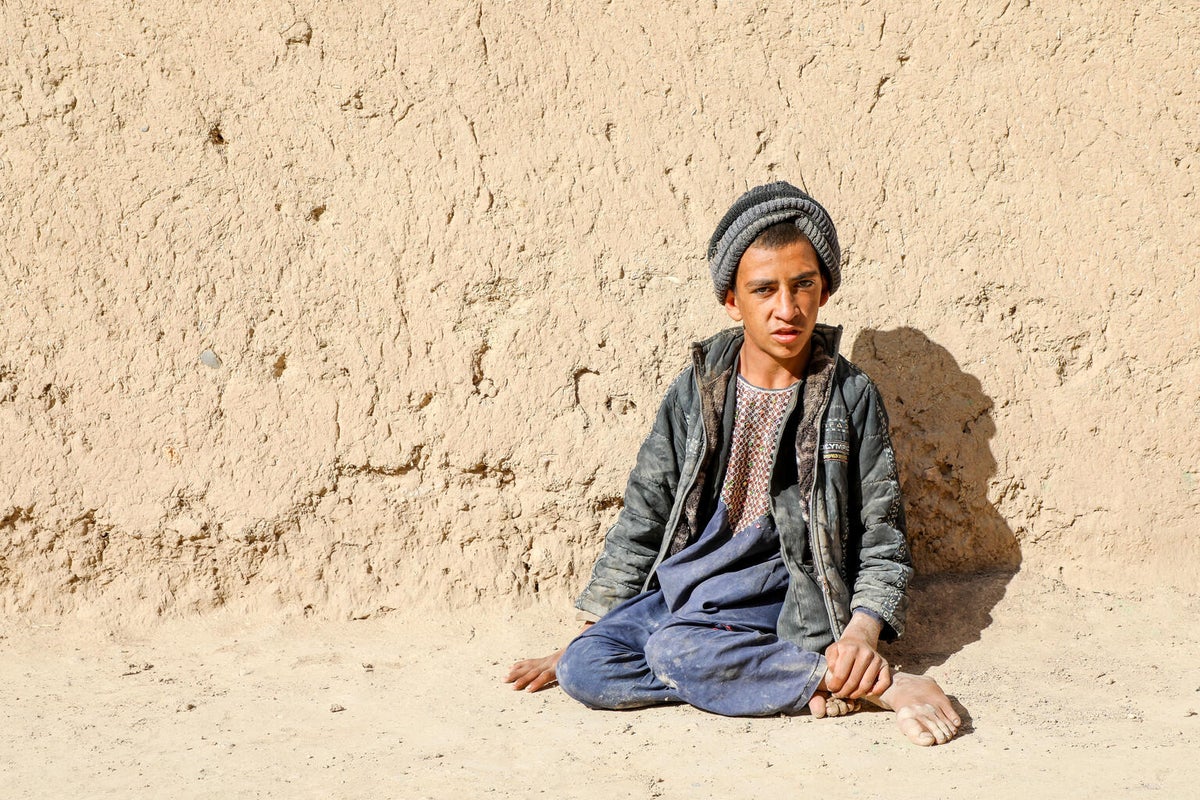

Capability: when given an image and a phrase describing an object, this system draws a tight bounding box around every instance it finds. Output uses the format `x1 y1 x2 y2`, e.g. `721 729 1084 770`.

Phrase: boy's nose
775 292 799 318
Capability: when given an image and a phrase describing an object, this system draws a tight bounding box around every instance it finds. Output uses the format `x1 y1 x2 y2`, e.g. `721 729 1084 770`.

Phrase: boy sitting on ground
507 181 960 746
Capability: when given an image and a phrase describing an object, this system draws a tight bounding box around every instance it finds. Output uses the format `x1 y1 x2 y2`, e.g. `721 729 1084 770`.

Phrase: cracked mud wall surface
1 1 1196 618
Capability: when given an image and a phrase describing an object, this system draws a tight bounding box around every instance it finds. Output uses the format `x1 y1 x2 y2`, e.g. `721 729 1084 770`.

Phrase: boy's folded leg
642 622 826 717
557 589 682 710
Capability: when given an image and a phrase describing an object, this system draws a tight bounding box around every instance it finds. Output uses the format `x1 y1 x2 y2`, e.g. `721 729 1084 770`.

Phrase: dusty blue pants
556 589 827 717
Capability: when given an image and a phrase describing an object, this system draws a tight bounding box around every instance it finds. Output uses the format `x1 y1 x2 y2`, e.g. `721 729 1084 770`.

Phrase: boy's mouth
771 328 800 342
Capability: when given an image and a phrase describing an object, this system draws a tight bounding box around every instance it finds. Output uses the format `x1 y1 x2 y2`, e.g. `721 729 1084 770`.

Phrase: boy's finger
533 671 557 691
824 662 848 693
824 644 850 687
839 650 871 697
505 660 533 682
869 664 892 697
853 662 881 698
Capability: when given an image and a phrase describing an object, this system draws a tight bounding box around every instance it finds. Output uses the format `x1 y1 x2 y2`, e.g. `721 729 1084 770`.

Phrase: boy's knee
644 625 705 690
556 637 623 710
555 639 591 703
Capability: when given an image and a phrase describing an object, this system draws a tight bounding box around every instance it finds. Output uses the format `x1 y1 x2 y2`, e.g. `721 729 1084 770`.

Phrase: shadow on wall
851 328 1021 670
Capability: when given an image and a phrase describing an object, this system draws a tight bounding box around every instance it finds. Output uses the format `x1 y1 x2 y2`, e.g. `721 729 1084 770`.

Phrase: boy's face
723 238 830 372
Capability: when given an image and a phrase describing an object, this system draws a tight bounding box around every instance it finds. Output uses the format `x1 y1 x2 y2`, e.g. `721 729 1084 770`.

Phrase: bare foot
867 672 961 746
806 691 860 718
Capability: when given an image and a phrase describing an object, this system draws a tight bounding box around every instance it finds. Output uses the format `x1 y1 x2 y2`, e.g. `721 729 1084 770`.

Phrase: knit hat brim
707 182 841 301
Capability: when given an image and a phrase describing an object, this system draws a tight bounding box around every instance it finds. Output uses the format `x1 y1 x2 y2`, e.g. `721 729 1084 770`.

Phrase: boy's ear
819 286 830 308
724 288 743 322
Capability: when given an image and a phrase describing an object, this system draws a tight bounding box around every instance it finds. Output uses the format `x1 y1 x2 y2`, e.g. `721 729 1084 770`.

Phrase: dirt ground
4 4 1198 796
3 570 1197 799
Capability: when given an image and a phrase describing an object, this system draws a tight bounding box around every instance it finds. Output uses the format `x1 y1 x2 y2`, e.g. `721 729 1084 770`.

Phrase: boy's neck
737 338 811 390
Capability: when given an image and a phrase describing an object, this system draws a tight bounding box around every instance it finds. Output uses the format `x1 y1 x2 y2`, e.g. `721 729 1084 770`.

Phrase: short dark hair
746 221 832 289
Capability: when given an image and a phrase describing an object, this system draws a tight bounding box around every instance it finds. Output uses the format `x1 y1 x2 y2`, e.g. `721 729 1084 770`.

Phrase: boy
507 182 960 746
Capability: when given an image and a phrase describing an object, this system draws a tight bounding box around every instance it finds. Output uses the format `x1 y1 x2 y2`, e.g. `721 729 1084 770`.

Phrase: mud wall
2 0 1196 617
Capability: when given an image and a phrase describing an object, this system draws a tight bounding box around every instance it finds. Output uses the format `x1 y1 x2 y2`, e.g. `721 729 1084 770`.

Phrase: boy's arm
824 376 912 699
573 377 688 618
846 377 913 640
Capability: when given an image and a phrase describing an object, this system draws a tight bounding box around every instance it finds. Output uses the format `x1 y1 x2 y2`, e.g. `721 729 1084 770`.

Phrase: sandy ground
4 5 1197 795
3 571 1197 799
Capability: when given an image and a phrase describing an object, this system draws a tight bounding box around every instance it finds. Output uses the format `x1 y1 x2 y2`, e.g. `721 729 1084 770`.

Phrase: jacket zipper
806 380 845 639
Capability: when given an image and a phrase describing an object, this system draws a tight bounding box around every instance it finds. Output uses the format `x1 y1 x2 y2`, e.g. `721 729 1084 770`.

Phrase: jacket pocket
820 421 852 574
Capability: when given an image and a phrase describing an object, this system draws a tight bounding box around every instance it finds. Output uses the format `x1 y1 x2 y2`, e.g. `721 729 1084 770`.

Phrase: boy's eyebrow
744 271 820 289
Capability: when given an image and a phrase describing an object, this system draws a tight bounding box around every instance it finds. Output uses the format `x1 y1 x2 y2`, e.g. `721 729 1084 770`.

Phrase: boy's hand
823 612 890 699
505 650 565 692
505 621 594 692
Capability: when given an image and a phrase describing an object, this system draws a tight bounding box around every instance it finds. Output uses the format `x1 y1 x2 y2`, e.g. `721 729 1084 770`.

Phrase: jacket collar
690 323 844 384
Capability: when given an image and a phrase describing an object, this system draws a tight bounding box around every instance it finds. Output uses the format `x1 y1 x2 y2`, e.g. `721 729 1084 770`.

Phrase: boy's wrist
842 609 885 647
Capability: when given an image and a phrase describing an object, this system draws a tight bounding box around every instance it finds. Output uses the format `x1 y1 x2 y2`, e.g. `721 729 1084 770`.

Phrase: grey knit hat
707 181 841 301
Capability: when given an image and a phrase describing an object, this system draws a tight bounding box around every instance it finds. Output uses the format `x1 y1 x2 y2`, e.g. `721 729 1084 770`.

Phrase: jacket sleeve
574 374 688 618
847 378 913 640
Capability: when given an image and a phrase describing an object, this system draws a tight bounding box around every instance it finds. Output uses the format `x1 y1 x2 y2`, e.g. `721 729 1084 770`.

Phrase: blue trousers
556 589 827 717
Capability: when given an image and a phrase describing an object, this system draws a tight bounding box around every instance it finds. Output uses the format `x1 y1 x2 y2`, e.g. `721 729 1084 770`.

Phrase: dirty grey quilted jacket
574 324 912 651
